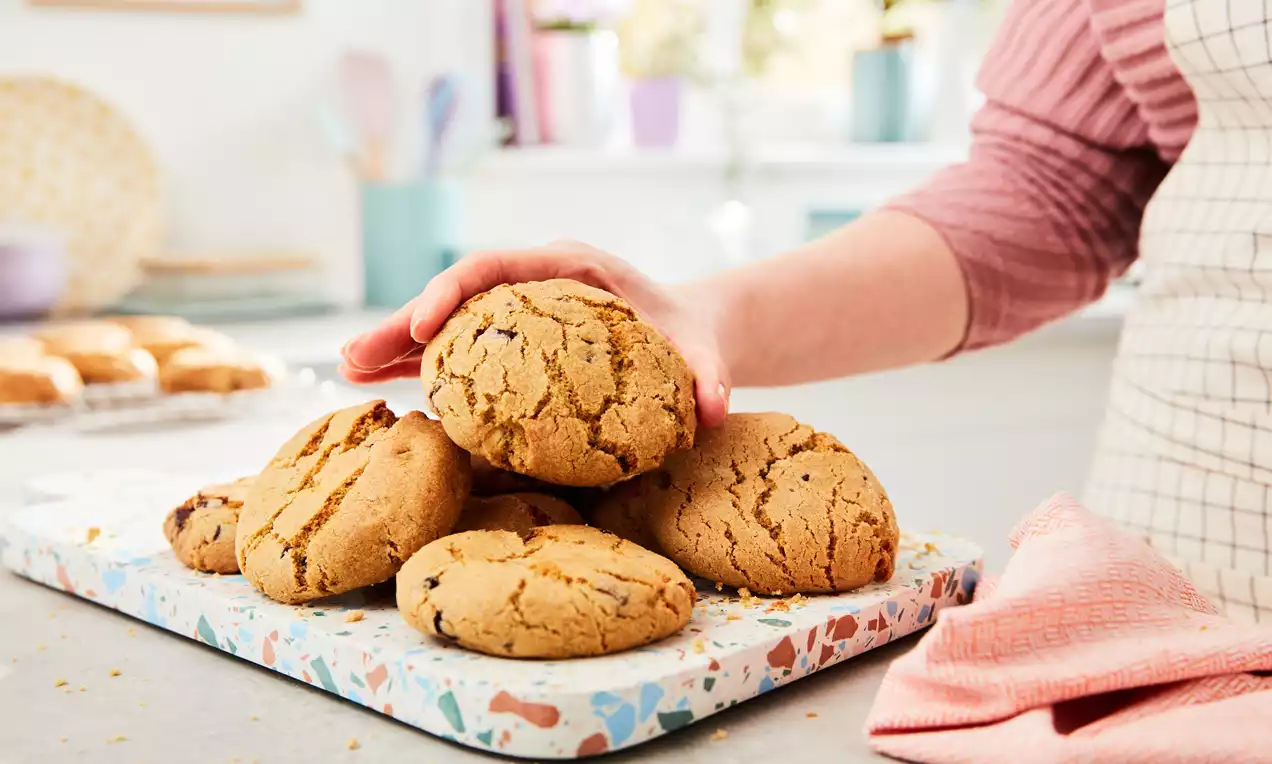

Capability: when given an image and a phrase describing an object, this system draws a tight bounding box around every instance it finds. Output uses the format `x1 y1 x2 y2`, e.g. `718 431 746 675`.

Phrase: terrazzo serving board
0 470 982 760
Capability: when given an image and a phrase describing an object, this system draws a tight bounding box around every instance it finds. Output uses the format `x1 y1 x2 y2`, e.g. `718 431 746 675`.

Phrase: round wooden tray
0 76 163 314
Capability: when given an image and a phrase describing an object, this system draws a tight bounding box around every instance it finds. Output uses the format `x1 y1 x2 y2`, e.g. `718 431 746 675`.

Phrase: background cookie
159 346 277 394
35 321 133 354
397 525 694 658
0 336 45 360
57 346 157 385
453 492 582 535
599 413 899 595
236 400 471 604
0 355 83 405
164 476 254 574
421 279 696 487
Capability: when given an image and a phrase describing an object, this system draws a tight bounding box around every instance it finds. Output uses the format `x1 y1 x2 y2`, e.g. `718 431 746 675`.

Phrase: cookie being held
397 525 694 658
164 477 254 574
236 400 471 604
453 492 582 535
421 279 696 487
598 413 899 595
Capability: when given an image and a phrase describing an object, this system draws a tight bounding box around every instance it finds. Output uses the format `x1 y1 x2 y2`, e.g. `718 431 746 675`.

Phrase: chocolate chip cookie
453 492 582 535
397 525 694 658
597 413 899 595
236 400 471 604
164 477 254 573
421 279 696 487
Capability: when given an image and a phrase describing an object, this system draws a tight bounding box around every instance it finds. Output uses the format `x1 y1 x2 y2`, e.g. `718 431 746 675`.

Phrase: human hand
339 240 730 426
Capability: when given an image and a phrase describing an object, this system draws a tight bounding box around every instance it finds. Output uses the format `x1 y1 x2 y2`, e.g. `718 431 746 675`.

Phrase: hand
339 240 731 426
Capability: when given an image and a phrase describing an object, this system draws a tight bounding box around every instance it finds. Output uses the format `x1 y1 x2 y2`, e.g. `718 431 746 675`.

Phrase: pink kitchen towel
865 493 1272 764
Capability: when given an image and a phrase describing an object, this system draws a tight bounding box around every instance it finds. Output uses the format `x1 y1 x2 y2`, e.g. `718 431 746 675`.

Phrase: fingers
338 357 424 385
679 346 731 428
341 300 424 372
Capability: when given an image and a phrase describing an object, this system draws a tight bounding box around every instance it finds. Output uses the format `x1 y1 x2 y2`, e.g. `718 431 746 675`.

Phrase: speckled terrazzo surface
0 472 981 759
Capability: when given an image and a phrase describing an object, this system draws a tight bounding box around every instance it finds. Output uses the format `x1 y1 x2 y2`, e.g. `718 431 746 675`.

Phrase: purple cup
0 225 67 319
630 76 682 148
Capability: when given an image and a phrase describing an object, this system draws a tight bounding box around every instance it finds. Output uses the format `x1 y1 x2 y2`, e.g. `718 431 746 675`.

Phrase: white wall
0 0 494 305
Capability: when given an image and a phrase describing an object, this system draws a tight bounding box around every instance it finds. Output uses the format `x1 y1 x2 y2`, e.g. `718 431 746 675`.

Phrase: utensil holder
360 180 463 309
850 39 914 144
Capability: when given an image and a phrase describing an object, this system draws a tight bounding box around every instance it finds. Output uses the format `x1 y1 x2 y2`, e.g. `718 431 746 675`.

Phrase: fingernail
341 337 362 359
718 382 730 408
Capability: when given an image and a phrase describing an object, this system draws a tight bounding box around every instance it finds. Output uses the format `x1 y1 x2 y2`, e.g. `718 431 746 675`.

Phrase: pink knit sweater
890 0 1198 350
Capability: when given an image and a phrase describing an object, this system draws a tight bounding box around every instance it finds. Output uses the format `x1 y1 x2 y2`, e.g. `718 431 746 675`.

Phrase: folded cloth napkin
865 493 1272 764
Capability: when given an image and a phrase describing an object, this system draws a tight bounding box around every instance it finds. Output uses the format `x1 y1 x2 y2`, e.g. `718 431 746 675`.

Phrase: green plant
740 0 811 78
615 0 706 79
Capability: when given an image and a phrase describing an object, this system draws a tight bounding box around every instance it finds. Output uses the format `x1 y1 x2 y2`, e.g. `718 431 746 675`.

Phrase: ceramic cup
0 223 67 319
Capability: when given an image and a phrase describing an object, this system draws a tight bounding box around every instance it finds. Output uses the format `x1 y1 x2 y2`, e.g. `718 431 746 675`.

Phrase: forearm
687 210 968 388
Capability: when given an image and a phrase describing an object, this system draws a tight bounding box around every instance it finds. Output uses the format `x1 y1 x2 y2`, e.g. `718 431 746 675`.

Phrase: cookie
422 279 696 487
107 315 191 336
0 355 83 405
158 346 277 394
164 477 254 573
597 413 899 595
453 492 583 535
586 493 664 554
0 336 45 360
134 324 234 365
57 347 158 385
236 400 471 604
469 452 549 495
34 321 133 354
397 525 694 658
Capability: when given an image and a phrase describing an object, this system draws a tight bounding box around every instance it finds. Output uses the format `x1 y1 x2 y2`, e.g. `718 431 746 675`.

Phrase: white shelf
473 143 970 175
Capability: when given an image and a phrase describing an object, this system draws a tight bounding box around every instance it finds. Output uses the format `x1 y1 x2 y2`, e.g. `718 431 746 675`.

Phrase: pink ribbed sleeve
887 0 1196 351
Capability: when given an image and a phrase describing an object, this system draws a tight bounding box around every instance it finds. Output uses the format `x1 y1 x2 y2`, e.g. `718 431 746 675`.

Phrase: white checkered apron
1085 0 1272 623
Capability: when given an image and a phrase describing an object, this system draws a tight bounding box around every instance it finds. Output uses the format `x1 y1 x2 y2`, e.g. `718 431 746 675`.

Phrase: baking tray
0 471 981 759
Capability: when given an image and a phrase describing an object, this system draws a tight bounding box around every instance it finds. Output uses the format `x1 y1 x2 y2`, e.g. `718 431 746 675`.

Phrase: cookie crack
291 463 369 592
240 406 394 565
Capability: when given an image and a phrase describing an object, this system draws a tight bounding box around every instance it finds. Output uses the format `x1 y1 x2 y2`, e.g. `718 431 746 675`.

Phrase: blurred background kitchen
0 0 1125 566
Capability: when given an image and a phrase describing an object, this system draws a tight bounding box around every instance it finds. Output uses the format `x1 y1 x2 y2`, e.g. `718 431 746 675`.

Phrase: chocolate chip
173 508 193 531
433 611 457 640
493 328 518 340
801 474 810 482
423 576 440 590
211 525 221 542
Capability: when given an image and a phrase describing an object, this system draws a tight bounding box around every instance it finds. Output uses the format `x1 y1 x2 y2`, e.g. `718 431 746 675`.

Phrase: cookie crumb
711 728 728 741
53 679 68 687
806 712 819 718
767 600 791 613
126 628 135 638
139 702 147 708
737 587 756 607
250 715 259 722
692 638 706 654
10 657 15 663
59 633 66 639
714 581 723 591
347 737 360 750
78 686 86 692
106 735 127 744
86 527 101 544
345 610 365 623
36 644 47 652
726 614 742 621
109 669 121 677
59 736 67 744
